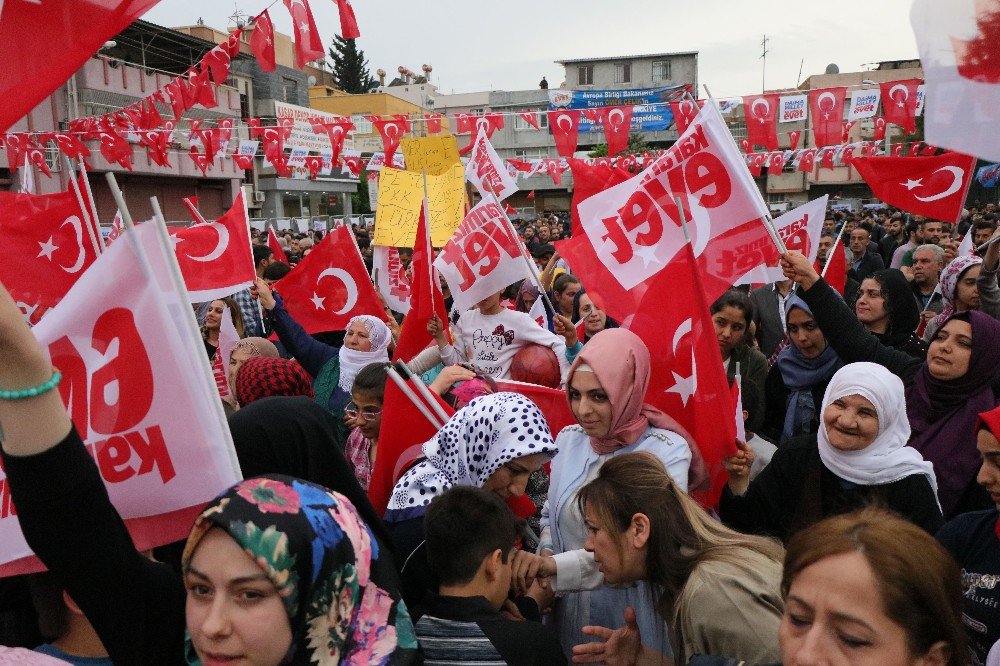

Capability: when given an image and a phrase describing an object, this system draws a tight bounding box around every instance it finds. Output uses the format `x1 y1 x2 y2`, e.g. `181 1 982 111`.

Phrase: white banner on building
847 89 881 121
778 94 807 123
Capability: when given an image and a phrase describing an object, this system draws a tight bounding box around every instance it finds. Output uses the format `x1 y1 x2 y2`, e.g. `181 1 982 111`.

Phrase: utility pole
760 35 770 93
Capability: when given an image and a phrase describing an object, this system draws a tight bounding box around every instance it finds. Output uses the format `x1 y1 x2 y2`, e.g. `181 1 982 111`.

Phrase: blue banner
977 163 1000 188
548 85 691 132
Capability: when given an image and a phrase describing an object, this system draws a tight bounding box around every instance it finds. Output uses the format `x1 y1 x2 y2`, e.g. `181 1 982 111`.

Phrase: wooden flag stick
394 360 451 425
386 365 444 429
104 172 135 231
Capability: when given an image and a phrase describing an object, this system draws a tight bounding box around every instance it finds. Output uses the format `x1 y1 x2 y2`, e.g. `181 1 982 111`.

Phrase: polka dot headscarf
386 392 558 519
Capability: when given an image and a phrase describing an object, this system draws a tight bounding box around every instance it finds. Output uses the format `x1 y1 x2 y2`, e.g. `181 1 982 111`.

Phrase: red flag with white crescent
742 94 780 151
808 87 847 148
282 0 325 68
368 116 410 165
852 151 976 222
879 79 921 134
600 105 634 157
271 226 384 333
669 99 703 135
168 190 257 301
267 227 289 264
546 109 582 158
335 0 361 38
518 111 540 130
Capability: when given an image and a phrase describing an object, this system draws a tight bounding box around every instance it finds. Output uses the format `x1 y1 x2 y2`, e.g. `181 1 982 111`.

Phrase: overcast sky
142 0 919 99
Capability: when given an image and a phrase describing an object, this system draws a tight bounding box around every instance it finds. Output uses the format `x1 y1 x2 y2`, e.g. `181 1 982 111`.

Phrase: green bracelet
0 370 62 400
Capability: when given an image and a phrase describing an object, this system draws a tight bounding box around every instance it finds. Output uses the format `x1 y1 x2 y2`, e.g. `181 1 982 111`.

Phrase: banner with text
548 84 690 132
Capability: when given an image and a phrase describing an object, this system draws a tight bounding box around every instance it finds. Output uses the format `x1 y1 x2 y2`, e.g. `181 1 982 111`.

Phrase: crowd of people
1 202 999 666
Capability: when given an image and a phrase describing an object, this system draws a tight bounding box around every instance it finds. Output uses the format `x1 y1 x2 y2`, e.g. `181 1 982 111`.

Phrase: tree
588 133 650 157
329 36 377 94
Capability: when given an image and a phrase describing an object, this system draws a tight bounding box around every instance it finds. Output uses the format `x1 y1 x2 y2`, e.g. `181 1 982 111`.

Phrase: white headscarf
337 315 392 393
386 392 558 519
818 362 938 497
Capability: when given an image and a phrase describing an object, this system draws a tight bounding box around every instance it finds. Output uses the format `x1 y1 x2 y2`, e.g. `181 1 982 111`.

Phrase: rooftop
555 51 698 65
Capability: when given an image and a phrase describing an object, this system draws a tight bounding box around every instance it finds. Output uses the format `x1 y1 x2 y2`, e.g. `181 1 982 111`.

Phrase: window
652 60 671 82
614 62 632 84
514 111 548 130
578 65 594 86
514 148 546 160
282 77 299 103
351 114 372 134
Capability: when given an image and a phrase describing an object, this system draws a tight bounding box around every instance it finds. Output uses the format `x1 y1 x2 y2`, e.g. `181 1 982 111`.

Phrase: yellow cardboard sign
373 165 466 247
400 135 460 176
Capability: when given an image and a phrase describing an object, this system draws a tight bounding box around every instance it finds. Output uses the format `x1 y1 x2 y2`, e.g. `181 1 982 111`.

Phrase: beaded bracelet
0 370 62 400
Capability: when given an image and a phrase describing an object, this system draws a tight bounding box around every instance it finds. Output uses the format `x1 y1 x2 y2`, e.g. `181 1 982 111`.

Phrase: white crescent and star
184 222 230 262
315 267 358 314
664 317 698 406
751 98 770 121
58 216 86 274
557 114 574 131
37 236 59 261
903 166 964 202
608 109 626 131
889 84 909 108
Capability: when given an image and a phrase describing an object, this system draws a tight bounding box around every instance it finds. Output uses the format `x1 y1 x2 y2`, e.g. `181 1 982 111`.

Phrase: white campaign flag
912 0 1000 159
433 199 531 312
0 222 242 575
372 245 412 315
734 195 829 286
465 131 518 200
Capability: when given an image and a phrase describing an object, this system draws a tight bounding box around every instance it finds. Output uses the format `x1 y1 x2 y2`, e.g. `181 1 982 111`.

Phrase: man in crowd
879 213 905 264
848 226 885 283
891 218 926 269
750 278 796 358
909 243 945 318
975 218 999 249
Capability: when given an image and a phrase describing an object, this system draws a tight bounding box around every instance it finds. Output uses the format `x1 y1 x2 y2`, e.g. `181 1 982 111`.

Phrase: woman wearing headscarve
553 289 622 364
721 363 943 543
255 279 392 417
760 294 842 444
234 356 315 408
523 328 704 660
782 251 1000 518
924 250 1000 341
227 336 280 390
0 283 417 664
855 268 928 359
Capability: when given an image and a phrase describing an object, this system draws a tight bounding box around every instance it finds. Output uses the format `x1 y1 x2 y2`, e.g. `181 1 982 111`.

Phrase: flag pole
148 195 243 477
386 365 445 429
62 155 102 257
104 172 136 231
78 160 105 250
821 216 848 278
420 168 437 311
394 360 452 424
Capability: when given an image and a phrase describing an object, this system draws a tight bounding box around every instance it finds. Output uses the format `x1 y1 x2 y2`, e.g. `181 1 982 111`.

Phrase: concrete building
309 87 429 153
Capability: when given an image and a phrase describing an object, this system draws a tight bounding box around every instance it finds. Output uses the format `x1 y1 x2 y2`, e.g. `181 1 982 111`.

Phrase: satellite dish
825 63 840 74
308 75 317 86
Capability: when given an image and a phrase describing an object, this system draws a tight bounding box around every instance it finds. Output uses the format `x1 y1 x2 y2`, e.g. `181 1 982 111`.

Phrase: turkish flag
0 188 99 325
368 379 455 514
767 151 786 174
312 117 353 164
139 129 172 167
272 226 383 334
267 227 289 264
368 116 409 165
232 153 255 170
809 87 847 148
820 239 848 296
51 133 92 163
496 380 576 436
600 106 634 156
186 67 217 109
873 116 888 141
393 205 450 362
742 94 780 151
168 190 257 301
283 0 325 68
188 147 211 176
788 130 802 150
543 159 568 186
852 151 976 222
0 0 161 132
556 103 772 324
335 0 361 38
98 130 133 171
547 109 582 157
568 158 633 236
670 99 703 135
745 153 763 177
3 133 29 168
0 221 242 576
820 148 837 170
200 39 235 85
425 113 445 134
518 111 540 130
879 79 922 134
627 242 737 506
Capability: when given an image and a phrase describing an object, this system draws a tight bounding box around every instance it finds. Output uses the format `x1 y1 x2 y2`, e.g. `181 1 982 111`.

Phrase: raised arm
256 278 337 377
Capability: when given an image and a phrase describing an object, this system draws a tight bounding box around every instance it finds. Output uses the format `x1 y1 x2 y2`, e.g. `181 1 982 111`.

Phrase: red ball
509 344 561 388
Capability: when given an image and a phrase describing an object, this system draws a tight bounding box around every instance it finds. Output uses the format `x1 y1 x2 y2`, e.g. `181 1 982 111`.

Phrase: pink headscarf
567 329 708 490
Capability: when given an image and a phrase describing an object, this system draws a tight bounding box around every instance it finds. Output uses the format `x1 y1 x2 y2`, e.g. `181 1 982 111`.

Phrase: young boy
416 487 565 665
344 362 389 490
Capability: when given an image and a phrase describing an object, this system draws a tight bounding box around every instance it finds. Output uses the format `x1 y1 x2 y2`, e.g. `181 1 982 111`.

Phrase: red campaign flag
486 112 505 133
245 117 264 139
518 111 540 130
162 80 187 121
260 125 287 162
304 155 324 179
455 113 474 134
232 152 255 170
334 0 361 38
879 79 922 134
368 380 455 514
600 105 634 157
186 67 217 109
168 190 257 301
820 148 838 170
555 104 773 324
873 116 888 142
742 93 780 151
272 226 384 334
0 0 161 133
188 147 211 176
217 118 234 147
269 154 293 177
277 116 295 139
200 41 234 85
268 227 289 263
821 239 848 296
425 113 444 134
282 0 325 68
341 152 363 176
25 145 51 178
627 242 736 507
669 99 703 135
841 144 857 164
788 130 802 150
547 109 582 158
393 204 451 362
852 151 976 222
3 133 29 168
98 130 133 171
568 158 633 236
808 87 847 148
367 116 409 165
0 188 99 325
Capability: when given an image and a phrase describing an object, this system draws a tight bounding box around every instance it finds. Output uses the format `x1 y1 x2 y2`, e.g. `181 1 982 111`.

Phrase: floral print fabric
182 474 416 665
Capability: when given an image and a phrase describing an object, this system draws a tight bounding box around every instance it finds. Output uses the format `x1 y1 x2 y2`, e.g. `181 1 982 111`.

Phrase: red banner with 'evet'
0 223 242 576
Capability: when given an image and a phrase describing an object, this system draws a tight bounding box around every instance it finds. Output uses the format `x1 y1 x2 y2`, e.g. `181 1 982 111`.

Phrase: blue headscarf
775 294 842 443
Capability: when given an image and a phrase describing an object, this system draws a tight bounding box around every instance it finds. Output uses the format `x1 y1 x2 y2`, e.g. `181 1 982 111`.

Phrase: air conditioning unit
253 191 266 204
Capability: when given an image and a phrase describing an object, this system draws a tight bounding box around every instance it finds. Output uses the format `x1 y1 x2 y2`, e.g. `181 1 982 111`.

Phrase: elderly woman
923 242 1000 341
255 278 393 417
721 362 943 543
